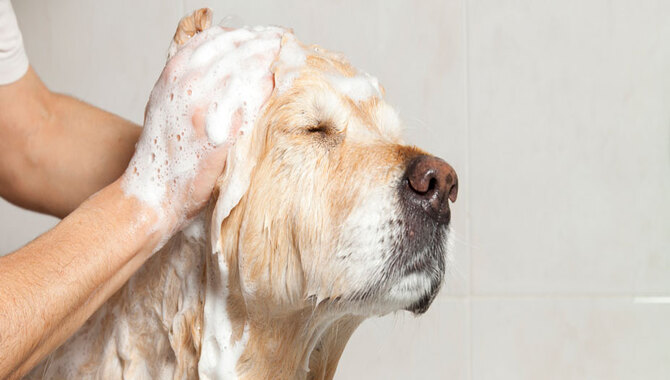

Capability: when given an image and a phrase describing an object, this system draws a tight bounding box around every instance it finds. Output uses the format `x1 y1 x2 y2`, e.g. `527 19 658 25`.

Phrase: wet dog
29 9 458 380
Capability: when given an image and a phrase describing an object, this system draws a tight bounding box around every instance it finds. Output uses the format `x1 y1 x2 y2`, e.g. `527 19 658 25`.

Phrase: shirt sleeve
0 0 28 85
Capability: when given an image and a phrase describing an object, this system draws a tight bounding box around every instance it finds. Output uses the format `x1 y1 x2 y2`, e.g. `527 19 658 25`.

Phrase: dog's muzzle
392 154 458 313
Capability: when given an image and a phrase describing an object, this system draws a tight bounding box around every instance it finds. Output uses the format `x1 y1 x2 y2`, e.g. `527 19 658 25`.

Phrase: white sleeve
0 0 28 85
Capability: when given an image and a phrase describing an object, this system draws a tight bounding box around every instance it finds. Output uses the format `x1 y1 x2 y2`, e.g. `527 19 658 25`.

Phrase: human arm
0 67 141 218
0 179 164 379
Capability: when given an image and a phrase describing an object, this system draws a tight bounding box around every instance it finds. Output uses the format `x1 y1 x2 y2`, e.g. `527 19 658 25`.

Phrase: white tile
472 297 670 380
468 0 670 295
14 0 183 124
0 198 58 254
337 298 469 380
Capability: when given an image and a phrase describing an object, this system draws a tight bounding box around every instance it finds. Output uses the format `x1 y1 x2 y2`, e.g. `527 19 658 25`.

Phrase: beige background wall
3 0 669 378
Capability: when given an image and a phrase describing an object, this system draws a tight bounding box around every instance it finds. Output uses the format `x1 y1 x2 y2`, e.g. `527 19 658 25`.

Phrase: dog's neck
198 228 362 380
234 311 362 380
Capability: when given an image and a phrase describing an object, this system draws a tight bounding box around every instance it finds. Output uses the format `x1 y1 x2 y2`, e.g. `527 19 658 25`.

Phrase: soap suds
326 72 382 102
122 25 283 233
182 213 206 242
273 33 307 94
198 249 250 380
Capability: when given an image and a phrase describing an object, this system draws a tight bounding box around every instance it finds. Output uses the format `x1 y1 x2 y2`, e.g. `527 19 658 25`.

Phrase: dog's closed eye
306 122 334 136
304 121 344 148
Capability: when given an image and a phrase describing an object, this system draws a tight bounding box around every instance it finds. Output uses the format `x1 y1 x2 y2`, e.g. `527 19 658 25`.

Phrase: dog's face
217 35 457 318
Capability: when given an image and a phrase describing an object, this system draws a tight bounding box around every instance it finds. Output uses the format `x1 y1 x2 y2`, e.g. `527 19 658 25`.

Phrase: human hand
121 10 282 241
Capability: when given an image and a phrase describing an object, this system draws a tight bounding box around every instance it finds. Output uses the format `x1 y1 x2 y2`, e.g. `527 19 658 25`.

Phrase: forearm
0 180 163 379
0 67 141 217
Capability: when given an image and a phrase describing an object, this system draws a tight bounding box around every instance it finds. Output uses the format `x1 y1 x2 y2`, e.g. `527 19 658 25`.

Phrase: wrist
82 177 173 255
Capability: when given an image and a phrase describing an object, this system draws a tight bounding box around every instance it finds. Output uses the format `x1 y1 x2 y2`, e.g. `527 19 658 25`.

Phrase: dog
28 9 458 380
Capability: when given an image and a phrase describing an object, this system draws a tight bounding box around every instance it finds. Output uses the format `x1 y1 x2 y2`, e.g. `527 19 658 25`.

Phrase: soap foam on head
122 25 285 230
273 33 307 94
124 13 384 234
326 72 382 102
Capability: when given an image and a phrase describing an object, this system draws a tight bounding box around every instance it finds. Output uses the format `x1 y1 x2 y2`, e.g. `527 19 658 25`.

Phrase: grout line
464 1 472 302
462 0 473 378
466 296 473 380
633 296 670 304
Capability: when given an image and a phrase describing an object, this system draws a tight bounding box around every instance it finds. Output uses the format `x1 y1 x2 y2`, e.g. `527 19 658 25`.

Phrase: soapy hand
121 18 282 240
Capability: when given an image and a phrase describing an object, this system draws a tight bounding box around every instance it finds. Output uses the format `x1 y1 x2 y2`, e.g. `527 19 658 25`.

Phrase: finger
193 8 213 33
191 106 208 140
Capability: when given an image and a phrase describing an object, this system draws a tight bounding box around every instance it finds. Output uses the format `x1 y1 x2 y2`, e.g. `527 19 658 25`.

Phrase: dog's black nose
404 155 458 224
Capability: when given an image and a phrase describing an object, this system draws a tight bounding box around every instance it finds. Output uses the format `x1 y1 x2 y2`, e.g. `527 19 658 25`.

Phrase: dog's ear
209 122 261 254
207 30 300 254
167 8 213 61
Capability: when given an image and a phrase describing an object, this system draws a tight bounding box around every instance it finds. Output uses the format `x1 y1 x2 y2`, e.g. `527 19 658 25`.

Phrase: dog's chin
362 253 445 315
404 276 442 314
386 270 444 315
392 231 448 314
386 193 449 314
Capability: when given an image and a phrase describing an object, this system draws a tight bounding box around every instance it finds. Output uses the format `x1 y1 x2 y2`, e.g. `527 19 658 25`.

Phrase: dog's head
211 31 458 319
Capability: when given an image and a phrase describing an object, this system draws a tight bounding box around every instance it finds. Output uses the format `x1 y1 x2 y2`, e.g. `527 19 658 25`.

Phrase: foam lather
122 25 285 231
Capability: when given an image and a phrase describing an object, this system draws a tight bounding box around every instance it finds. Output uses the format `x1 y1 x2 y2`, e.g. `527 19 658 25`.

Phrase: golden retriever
28 8 458 380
